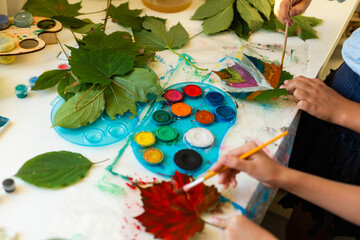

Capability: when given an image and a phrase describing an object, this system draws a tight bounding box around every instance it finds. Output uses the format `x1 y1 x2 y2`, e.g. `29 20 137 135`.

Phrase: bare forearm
275 166 360 226
338 100 360 134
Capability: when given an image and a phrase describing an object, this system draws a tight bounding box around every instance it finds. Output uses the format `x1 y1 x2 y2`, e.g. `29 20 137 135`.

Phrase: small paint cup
195 110 214 125
15 84 28 98
134 131 156 147
14 11 33 28
2 178 15 193
29 76 38 89
215 105 235 121
0 36 16 53
171 102 192 118
205 91 224 106
174 149 202 171
156 126 178 142
0 14 10 30
183 84 202 98
143 148 164 164
163 89 183 103
184 127 215 148
152 110 172 125
0 56 16 64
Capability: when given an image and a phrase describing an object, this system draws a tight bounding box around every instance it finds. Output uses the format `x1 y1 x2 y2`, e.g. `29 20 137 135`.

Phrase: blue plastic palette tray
51 97 139 147
131 82 237 178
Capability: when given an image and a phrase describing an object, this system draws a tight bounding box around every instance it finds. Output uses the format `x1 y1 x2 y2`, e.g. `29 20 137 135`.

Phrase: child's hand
211 141 284 188
274 0 312 26
212 215 278 240
281 76 350 126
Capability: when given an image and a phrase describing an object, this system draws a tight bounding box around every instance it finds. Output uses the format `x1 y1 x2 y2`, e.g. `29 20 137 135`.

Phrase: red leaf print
135 171 220 240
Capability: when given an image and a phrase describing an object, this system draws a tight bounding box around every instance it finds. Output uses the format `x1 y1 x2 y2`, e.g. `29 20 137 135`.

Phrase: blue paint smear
248 188 270 220
220 195 248 216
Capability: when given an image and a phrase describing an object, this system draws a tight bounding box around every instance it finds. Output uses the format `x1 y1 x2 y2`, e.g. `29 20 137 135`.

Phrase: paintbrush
176 131 289 194
280 0 293 69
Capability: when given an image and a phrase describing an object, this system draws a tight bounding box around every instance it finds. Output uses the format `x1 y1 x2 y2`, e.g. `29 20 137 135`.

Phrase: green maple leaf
191 0 235 20
52 15 87 28
23 0 82 18
68 46 134 86
53 89 105 128
104 68 163 119
202 0 235 34
79 28 153 65
236 0 263 31
109 2 144 31
134 17 189 51
70 19 102 34
32 69 69 90
15 151 93 189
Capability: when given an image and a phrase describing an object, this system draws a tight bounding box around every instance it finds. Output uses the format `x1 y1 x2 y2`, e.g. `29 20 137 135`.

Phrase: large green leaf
15 151 93 189
68 47 134 86
251 88 288 101
134 18 189 51
53 89 105 128
104 68 163 119
247 0 271 20
202 1 235 34
32 69 69 90
23 0 82 18
236 0 264 31
191 0 235 20
79 28 154 66
109 2 144 31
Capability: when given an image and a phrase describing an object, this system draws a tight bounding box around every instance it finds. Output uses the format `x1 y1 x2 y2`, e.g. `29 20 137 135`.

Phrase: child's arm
282 76 360 134
212 141 360 226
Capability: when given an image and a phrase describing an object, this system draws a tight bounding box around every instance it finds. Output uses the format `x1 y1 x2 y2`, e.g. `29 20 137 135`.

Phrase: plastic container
142 0 191 13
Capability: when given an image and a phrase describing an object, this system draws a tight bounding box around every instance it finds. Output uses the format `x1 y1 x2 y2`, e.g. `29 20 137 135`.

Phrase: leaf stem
189 30 203 40
102 0 112 31
79 9 107 15
64 79 80 94
56 37 69 60
169 47 208 71
75 84 95 110
93 158 110 165
111 79 135 96
75 86 107 111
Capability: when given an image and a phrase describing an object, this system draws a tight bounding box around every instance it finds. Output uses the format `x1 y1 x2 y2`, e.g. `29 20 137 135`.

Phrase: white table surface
0 0 359 239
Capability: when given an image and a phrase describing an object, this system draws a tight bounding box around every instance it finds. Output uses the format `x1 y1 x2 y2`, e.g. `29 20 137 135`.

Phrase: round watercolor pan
174 149 203 171
50 97 139 147
131 82 237 178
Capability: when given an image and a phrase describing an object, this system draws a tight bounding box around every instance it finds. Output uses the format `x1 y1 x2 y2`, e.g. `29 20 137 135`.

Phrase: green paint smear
95 175 125 196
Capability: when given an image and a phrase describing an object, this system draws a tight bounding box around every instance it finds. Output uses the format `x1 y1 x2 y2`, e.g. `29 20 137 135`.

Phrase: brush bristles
183 178 204 192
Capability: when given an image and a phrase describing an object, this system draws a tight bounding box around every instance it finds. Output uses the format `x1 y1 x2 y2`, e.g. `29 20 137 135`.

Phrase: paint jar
156 126 178 142
134 131 156 148
195 110 214 125
0 14 10 30
14 84 28 98
171 102 192 118
0 36 16 64
143 148 164 164
163 89 183 103
0 36 15 53
174 149 202 171
142 0 192 13
183 84 202 98
205 91 224 106
29 76 38 89
13 11 33 28
2 178 15 193
152 110 172 125
215 105 235 121
184 127 215 149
